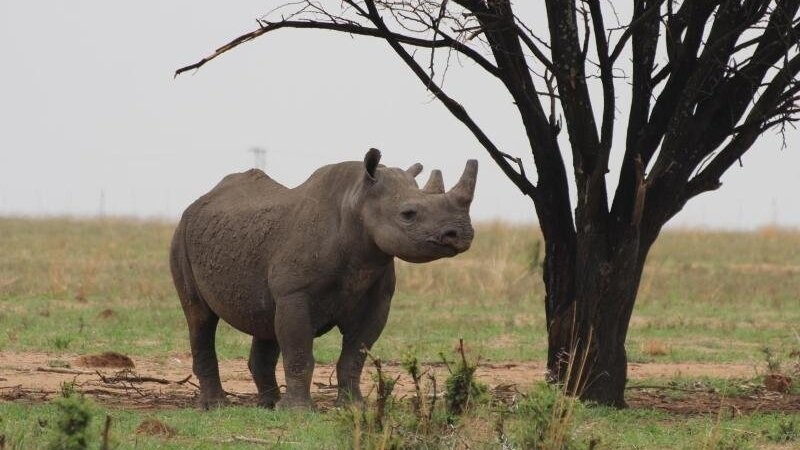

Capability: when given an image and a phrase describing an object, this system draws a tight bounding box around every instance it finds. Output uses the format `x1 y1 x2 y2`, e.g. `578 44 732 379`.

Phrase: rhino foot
257 392 280 409
334 392 364 408
198 392 229 410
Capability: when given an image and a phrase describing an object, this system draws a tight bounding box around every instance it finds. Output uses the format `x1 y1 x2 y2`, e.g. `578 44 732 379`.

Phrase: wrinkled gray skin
170 149 477 409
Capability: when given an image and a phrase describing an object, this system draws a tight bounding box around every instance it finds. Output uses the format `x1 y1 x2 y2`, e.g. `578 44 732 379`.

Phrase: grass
0 401 337 449
1 383 797 449
1 217 799 449
1 218 798 365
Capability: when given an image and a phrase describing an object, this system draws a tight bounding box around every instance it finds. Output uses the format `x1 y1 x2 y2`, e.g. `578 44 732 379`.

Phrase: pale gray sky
1 1 798 228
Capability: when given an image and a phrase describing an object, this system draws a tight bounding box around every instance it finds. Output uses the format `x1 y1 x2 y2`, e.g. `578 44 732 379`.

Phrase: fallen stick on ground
96 371 194 385
36 367 94 375
626 385 715 393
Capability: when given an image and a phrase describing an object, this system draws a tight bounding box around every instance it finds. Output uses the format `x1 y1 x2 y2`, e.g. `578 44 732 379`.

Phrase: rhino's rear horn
364 148 381 181
448 160 478 207
406 163 423 178
422 170 445 194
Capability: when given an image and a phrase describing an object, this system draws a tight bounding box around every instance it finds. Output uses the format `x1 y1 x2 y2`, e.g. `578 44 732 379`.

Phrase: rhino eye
400 209 418 222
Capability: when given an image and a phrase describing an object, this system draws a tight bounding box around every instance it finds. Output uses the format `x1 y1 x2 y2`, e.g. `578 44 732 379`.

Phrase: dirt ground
1 351 797 415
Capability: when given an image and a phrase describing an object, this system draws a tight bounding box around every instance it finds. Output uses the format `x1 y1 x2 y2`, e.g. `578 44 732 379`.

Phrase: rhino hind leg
174 270 227 408
249 338 281 408
186 308 228 409
171 224 228 410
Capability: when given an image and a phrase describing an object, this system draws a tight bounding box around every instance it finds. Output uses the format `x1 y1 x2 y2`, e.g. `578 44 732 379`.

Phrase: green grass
1 218 798 365
1 217 799 449
2 384 798 449
576 406 800 449
0 401 339 449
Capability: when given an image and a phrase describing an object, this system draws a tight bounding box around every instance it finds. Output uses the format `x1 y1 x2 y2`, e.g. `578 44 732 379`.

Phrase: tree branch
175 18 500 78
608 0 665 64
686 52 800 199
587 0 615 156
359 0 536 197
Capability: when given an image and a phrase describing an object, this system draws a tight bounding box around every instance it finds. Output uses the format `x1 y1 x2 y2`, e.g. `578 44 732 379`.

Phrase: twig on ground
96 370 194 385
626 384 713 393
36 367 94 375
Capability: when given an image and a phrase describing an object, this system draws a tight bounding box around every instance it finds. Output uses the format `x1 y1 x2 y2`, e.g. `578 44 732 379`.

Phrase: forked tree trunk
543 229 654 407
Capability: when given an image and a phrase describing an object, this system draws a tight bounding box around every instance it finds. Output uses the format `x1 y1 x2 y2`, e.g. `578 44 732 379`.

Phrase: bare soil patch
1 352 796 414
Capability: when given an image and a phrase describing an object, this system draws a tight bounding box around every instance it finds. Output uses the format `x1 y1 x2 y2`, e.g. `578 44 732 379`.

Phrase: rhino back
181 169 292 336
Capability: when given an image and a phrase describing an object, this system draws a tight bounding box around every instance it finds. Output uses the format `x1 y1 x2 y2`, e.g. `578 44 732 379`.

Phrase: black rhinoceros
170 149 477 409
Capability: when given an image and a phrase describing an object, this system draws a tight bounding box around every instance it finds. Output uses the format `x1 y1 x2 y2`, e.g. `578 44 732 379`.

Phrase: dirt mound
76 352 135 368
96 309 116 319
764 374 793 393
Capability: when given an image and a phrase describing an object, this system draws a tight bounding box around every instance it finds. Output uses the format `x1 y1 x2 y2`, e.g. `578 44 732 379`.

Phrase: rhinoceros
170 148 477 409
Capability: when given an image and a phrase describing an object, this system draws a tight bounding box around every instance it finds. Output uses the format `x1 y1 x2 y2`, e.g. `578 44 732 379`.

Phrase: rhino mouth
425 238 460 256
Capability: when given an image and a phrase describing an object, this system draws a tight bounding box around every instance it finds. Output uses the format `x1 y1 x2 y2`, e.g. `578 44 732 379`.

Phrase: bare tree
177 0 800 407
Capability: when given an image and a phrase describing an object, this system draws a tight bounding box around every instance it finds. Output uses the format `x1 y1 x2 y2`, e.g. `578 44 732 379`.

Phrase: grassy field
1 217 799 449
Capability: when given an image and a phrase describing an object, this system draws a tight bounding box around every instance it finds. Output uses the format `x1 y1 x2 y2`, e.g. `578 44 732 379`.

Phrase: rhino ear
406 163 423 178
364 148 381 181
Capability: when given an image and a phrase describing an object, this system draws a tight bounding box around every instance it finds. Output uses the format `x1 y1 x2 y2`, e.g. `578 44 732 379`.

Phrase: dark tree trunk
544 228 653 407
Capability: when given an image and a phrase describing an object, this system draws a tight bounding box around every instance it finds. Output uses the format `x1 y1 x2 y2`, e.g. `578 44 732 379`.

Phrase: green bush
442 343 487 420
48 384 94 450
511 383 582 450
766 418 800 443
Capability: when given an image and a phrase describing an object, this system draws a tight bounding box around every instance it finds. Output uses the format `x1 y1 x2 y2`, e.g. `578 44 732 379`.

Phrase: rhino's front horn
448 160 478 207
422 170 444 194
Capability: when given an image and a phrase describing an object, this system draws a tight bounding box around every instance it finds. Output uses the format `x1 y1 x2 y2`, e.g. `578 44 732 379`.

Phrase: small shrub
443 340 487 420
51 337 72 351
766 418 800 443
511 383 581 450
707 432 753 450
761 347 781 374
48 383 94 450
401 353 423 418
364 349 398 431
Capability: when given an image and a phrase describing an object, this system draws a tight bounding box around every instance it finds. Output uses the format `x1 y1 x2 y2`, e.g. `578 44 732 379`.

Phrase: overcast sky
1 1 798 229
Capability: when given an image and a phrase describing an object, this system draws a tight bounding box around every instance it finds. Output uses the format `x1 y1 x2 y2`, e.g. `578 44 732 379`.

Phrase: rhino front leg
336 275 393 406
248 338 281 408
274 294 315 409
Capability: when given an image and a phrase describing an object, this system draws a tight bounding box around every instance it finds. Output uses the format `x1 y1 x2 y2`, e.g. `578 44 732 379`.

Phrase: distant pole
249 147 267 171
99 189 106 217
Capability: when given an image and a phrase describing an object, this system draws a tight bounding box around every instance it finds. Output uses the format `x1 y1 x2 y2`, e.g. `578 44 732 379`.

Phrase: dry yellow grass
1 217 799 365
640 340 671 357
